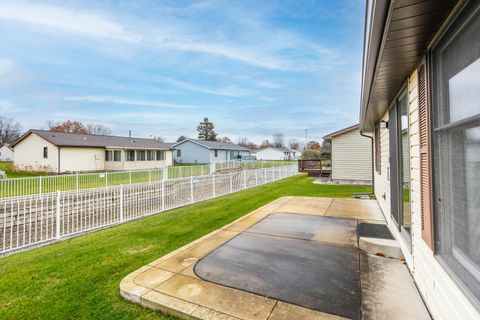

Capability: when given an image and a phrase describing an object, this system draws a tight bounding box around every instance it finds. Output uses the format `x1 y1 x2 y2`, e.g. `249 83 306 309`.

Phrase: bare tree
87 124 112 135
288 138 300 150
217 136 232 143
273 133 284 148
260 139 271 148
237 136 249 147
150 136 165 143
0 116 22 145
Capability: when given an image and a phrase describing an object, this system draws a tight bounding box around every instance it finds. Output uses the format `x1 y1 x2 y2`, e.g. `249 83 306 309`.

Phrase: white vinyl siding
331 129 372 182
374 68 480 320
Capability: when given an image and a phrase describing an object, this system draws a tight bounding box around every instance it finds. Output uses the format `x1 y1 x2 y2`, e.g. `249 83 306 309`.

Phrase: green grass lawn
0 175 371 320
0 161 46 178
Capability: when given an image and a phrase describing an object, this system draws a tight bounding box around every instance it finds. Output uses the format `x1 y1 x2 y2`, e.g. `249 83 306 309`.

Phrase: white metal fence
0 163 298 254
0 160 292 198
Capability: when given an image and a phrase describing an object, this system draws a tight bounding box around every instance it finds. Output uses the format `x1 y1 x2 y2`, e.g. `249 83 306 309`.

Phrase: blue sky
0 0 365 144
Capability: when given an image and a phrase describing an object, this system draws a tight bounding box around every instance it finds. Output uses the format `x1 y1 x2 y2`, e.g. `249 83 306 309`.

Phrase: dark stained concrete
195 213 361 320
247 212 358 246
357 223 394 240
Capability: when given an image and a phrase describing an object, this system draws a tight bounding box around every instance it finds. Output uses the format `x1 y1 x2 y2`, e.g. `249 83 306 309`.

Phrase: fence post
75 173 79 192
39 176 43 195
264 168 267 182
129 171 132 184
56 190 61 239
190 176 194 203
272 163 275 181
163 167 168 181
120 185 124 223
243 170 247 188
212 174 216 197
230 173 233 193
161 180 165 211
209 162 214 174
255 169 258 186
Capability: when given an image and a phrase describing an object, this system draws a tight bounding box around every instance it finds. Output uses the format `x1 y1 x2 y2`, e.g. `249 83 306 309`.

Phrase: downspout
57 147 61 174
360 131 375 196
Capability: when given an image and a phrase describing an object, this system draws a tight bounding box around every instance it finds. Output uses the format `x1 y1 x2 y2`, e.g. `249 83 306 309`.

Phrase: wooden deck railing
298 159 332 177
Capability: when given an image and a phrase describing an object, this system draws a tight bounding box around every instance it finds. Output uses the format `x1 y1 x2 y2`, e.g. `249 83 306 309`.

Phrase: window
157 150 165 160
136 150 146 161
125 150 135 161
43 147 48 159
214 149 218 157
105 150 113 161
431 1 480 303
177 149 181 157
146 150 155 161
114 150 121 162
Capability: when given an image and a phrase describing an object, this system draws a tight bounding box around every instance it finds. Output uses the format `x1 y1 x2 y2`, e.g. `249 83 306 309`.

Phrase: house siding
0 146 14 161
13 133 59 172
174 141 212 164
59 147 105 172
331 129 372 182
255 148 295 160
374 68 480 320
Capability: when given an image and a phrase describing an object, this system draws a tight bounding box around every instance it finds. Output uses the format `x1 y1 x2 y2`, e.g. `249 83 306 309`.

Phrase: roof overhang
359 0 459 132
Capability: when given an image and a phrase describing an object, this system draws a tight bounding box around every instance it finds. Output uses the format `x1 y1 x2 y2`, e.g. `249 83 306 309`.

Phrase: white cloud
64 95 195 109
0 2 294 70
0 2 139 43
0 58 16 77
159 76 251 97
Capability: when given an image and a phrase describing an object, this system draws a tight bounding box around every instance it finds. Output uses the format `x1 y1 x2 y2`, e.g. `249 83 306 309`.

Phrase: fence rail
0 160 293 198
0 163 298 254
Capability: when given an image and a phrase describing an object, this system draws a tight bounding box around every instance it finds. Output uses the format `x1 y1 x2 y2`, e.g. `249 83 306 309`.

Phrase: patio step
359 237 403 260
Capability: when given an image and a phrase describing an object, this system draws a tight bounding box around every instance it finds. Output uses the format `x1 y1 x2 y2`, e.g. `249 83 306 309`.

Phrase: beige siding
59 147 105 172
375 69 480 320
331 129 372 182
13 133 59 172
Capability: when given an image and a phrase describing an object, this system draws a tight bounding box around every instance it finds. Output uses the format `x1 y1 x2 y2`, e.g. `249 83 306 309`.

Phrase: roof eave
359 0 391 132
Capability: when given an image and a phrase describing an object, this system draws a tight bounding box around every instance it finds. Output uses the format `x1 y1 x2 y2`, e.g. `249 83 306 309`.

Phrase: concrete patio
120 196 431 320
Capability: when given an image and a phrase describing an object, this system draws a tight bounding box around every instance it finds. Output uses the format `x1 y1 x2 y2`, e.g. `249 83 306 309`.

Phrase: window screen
157 150 165 160
125 150 135 161
431 1 480 303
146 150 155 161
114 150 121 162
136 150 146 161
43 147 48 159
105 150 112 161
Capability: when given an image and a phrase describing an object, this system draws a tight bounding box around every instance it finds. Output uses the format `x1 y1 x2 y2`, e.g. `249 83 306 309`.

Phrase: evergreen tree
197 117 217 141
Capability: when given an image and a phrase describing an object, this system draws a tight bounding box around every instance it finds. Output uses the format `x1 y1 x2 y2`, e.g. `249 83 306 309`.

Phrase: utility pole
305 129 308 150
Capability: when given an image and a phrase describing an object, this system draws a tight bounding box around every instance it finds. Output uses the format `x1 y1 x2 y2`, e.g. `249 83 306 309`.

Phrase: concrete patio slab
195 231 360 319
155 274 276 320
326 199 384 221
120 196 430 320
247 212 357 246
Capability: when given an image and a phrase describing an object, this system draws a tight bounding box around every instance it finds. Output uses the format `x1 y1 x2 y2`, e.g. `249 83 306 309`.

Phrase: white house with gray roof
255 147 297 161
172 138 250 164
11 129 173 173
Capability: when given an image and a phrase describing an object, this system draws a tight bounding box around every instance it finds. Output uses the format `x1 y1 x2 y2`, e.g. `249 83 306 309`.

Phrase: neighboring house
172 138 250 164
255 147 297 160
0 144 14 161
323 124 372 184
361 1 479 320
11 129 173 173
